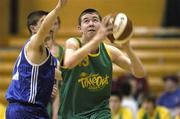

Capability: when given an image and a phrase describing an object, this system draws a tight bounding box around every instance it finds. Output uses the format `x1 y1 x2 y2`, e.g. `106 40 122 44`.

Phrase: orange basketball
107 13 133 43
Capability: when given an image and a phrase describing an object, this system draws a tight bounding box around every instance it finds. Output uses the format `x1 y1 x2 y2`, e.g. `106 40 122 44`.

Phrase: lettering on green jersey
78 72 109 91
78 57 89 67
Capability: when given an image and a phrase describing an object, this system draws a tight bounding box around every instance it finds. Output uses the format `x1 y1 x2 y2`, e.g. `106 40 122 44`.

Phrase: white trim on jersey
12 52 22 80
24 42 50 66
28 66 39 103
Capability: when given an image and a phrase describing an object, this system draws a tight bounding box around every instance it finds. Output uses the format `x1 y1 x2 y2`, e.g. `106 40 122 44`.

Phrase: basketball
107 13 133 43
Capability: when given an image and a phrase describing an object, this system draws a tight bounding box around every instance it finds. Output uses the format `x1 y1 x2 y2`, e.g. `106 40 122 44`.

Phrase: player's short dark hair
27 10 48 34
27 10 61 35
78 8 102 26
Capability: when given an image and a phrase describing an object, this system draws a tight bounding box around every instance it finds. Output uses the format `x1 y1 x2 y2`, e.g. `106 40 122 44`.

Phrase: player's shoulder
66 37 79 45
65 37 81 48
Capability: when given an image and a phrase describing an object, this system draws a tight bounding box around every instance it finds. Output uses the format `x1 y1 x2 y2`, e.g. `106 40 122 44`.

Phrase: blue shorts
6 102 49 119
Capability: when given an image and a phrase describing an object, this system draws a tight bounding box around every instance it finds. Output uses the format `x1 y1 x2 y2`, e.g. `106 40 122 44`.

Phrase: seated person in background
121 80 138 118
157 74 180 118
0 103 6 119
112 73 149 107
137 94 171 119
109 90 133 119
174 103 180 119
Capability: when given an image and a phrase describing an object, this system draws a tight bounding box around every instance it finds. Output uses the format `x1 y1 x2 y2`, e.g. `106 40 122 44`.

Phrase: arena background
0 0 179 113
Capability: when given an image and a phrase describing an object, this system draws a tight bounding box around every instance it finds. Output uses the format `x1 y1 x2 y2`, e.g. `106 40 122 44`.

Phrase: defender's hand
51 84 58 98
57 0 67 8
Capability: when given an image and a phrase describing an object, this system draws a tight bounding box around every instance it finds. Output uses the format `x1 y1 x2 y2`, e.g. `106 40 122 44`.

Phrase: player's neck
81 36 91 45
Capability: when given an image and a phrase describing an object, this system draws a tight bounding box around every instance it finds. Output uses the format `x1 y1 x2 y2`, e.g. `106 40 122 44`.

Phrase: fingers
96 15 114 40
57 0 67 8
51 84 58 98
59 0 67 7
101 15 113 35
102 15 113 27
106 25 113 34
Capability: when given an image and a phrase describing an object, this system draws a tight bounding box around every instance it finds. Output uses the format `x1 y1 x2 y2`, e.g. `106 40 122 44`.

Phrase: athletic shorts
6 102 49 119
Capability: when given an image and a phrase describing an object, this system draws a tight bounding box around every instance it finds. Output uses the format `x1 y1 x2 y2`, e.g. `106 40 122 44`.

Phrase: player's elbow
133 69 146 78
63 60 76 69
133 68 146 78
134 73 146 78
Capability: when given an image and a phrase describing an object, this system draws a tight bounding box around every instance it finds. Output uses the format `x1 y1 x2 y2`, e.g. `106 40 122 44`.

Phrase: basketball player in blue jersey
5 0 67 119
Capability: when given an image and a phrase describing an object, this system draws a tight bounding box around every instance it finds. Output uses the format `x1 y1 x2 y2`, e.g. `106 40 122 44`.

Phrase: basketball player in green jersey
59 9 146 119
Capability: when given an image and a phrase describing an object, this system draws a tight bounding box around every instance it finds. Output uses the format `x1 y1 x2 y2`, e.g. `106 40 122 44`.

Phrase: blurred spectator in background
109 90 133 119
0 103 6 119
157 74 180 118
176 72 180 86
174 103 180 119
112 73 149 107
137 94 171 119
175 73 180 119
121 80 138 118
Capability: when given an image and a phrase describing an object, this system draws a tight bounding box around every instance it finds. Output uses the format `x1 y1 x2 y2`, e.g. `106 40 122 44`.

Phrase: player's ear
77 25 82 33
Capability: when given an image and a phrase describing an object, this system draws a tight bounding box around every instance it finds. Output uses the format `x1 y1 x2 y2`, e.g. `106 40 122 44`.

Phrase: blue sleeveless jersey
6 41 58 108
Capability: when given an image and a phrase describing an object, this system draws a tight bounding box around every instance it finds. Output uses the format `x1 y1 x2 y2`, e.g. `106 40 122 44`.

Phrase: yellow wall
18 0 165 35
5 0 166 36
0 0 10 39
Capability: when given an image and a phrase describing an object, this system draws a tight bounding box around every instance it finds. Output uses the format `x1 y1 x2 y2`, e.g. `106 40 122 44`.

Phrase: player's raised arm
29 0 67 50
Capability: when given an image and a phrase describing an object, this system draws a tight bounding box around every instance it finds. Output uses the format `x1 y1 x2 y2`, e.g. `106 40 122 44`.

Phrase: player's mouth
88 29 96 32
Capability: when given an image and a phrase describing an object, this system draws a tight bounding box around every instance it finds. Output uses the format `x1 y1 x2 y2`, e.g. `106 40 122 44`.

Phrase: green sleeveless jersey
59 39 112 119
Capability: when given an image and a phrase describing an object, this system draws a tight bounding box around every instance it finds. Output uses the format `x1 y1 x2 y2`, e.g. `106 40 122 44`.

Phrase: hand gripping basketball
107 13 133 43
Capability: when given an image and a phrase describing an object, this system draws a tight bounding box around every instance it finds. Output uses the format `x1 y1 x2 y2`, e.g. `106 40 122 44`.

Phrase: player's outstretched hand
57 0 67 8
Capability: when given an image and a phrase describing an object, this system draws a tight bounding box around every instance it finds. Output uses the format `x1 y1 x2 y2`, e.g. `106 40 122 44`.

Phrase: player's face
109 95 121 113
44 31 53 49
35 16 47 33
164 80 176 92
44 19 60 49
51 18 60 34
79 13 101 38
